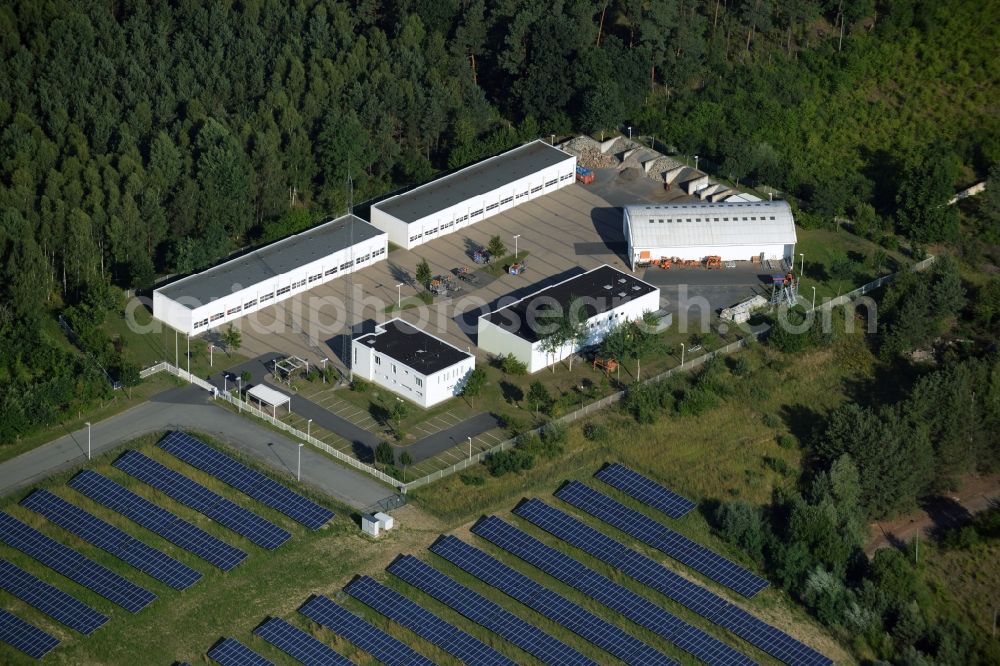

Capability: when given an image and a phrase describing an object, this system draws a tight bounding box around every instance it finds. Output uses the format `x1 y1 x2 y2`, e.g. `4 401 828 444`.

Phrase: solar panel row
69 471 246 571
159 431 334 530
594 463 696 518
0 558 107 635
514 498 832 666
431 535 678 666
387 554 598 666
0 608 59 659
299 594 434 666
472 516 756 666
21 489 201 591
345 575 516 666
253 616 355 666
556 481 770 598
113 451 290 550
0 512 155 613
207 637 274 666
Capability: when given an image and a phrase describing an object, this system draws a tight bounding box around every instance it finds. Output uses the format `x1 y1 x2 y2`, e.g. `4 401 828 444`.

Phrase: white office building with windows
153 214 387 334
351 318 475 408
370 140 577 250
623 200 797 269
477 265 661 373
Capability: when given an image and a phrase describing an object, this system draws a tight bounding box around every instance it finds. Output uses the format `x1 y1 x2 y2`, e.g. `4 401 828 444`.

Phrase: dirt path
866 474 1000 556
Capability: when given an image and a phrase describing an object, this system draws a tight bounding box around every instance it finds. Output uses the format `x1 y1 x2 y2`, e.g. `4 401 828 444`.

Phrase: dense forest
0 4 996 442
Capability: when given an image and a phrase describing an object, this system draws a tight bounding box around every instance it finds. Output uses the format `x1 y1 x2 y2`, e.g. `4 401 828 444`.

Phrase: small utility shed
622 200 797 268
352 318 475 408
370 140 577 250
478 265 661 373
246 384 291 418
153 214 387 334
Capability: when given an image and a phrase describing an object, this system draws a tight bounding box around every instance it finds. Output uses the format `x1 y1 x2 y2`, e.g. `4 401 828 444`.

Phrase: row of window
649 215 778 224
485 202 499 212
499 196 513 206
560 172 573 181
545 179 558 187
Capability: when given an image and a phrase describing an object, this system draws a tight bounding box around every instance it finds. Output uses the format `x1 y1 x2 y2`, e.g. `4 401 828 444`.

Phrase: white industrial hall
153 214 387 335
370 139 577 250
622 200 797 268
477 265 661 373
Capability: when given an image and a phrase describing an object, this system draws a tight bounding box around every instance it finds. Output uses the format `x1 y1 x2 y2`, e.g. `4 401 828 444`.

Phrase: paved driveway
0 386 394 511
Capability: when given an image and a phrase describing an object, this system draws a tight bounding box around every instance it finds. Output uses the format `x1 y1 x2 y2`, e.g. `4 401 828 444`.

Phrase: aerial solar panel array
207 637 275 666
514 498 832 666
298 594 435 666
253 616 355 666
21 489 201 591
159 431 334 529
113 451 290 550
556 480 770 598
68 470 246 571
387 554 599 666
0 512 155 613
594 463 696 518
430 534 679 666
345 575 516 666
0 559 107 636
0 608 59 659
471 515 756 666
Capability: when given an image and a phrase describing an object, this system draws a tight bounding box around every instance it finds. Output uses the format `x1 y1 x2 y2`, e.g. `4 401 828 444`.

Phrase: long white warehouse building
623 200 797 269
478 265 661 373
153 214 387 334
370 140 577 250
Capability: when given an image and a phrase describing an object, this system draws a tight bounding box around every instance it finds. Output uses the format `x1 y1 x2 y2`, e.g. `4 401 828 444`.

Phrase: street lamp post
297 443 303 481
209 344 214 367
468 436 473 460
627 126 632 140
237 377 242 413
307 418 312 441
186 334 190 378
321 357 328 384
680 343 685 367
799 253 804 275
85 422 91 460
812 286 816 310
694 155 699 171
513 234 521 260
395 282 403 310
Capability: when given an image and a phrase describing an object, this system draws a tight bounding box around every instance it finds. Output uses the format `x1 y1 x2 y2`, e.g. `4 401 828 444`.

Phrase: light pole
395 282 403 310
209 344 214 367
321 357 328 384
468 436 473 460
307 418 312 441
223 374 227 395
694 154 699 171
799 253 804 275
627 126 632 140
811 286 816 310
513 234 521 260
85 422 91 460
550 133 555 145
237 377 242 413
297 443 304 481
680 343 685 367
186 333 190 378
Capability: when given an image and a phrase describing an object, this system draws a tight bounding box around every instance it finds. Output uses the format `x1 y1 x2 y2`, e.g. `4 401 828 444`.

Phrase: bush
375 441 394 465
351 378 369 393
460 473 485 486
583 422 608 441
730 355 752 377
763 455 792 476
500 353 528 375
677 386 719 416
714 500 765 562
486 449 535 476
497 412 527 436
777 433 798 449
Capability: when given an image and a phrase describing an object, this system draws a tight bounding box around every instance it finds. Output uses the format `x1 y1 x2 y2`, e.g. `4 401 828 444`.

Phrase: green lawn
795 227 910 302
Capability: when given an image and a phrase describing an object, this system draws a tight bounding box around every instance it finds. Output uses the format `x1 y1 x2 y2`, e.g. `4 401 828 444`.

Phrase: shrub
777 433 798 449
351 378 369 393
677 386 719 416
714 500 765 562
497 412 527 436
582 422 608 442
730 355 752 377
762 412 781 428
763 456 791 476
500 353 527 375
486 449 535 476
375 441 394 465
460 473 485 486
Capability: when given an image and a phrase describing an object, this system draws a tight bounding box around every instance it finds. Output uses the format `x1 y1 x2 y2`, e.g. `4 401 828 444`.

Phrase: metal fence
139 255 937 494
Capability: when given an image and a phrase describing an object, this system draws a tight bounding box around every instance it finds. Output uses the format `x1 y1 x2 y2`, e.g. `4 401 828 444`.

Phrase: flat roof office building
478 265 661 373
153 215 387 334
351 319 475 408
370 140 577 250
